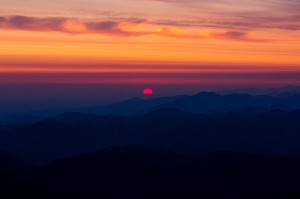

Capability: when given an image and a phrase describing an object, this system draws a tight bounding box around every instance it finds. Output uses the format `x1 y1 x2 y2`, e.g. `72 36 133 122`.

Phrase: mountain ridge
1 108 300 165
2 146 300 199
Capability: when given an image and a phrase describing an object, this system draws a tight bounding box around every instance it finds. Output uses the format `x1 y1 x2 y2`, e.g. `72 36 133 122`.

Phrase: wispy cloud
86 20 149 36
0 15 66 31
146 0 300 11
210 31 265 42
0 15 150 36
140 0 300 31
152 17 300 31
0 15 265 42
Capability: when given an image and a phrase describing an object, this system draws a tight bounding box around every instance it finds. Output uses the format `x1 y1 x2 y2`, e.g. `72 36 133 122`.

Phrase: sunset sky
1 0 300 107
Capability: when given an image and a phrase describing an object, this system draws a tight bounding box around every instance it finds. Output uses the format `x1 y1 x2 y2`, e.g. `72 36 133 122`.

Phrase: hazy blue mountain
81 92 300 116
2 87 300 124
0 109 197 165
0 119 131 165
82 95 188 115
48 112 99 123
1 109 300 165
216 87 263 95
265 85 300 96
142 109 300 157
0 114 44 126
154 92 276 113
216 86 300 96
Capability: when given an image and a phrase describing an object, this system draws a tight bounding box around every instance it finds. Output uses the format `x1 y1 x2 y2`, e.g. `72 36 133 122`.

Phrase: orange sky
1 0 300 85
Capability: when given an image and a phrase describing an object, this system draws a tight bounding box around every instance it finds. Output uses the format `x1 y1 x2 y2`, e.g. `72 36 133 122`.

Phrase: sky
1 0 300 108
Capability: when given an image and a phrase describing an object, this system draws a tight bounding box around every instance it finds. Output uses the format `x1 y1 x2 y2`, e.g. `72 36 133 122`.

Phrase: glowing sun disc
143 88 153 95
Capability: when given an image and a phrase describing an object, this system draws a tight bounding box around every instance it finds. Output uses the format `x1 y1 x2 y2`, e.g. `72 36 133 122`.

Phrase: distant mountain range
1 86 300 198
1 146 300 199
2 86 300 126
1 108 300 165
84 85 300 116
80 85 300 116
83 91 300 116
216 85 300 96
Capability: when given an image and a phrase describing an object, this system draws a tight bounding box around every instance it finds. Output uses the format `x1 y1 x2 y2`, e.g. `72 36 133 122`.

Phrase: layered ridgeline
0 150 34 173
1 108 300 165
1 146 300 199
2 88 300 125
83 92 300 116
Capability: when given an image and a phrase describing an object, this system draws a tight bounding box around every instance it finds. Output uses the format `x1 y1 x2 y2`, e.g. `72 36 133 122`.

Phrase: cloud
0 16 6 23
270 0 300 13
0 15 66 31
146 0 300 11
151 16 300 31
210 31 264 42
141 0 300 31
0 15 265 42
153 26 262 42
86 20 149 36
154 27 200 38
0 15 149 36
146 0 195 3
216 31 247 38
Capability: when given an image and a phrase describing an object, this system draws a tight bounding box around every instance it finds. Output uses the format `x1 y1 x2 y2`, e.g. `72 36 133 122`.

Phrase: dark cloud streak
0 15 149 36
0 15 268 42
4 15 65 31
211 31 265 42
142 0 300 31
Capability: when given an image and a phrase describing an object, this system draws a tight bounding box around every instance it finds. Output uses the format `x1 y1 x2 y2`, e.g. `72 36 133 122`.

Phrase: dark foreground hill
1 146 300 199
0 150 33 173
1 109 300 165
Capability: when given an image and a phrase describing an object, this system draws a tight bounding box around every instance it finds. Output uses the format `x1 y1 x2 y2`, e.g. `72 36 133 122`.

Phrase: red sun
143 88 153 95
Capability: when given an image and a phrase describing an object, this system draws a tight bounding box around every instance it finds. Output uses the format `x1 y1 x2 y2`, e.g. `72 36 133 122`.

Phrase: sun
143 88 153 95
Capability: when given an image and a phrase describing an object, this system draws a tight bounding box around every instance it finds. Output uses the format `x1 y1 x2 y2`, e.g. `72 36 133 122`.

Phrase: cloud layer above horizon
0 0 300 86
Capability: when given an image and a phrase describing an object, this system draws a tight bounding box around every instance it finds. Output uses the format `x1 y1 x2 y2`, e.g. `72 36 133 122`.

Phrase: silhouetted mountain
0 109 198 165
216 87 263 95
217 86 300 97
2 88 300 124
2 146 300 199
0 119 131 165
39 145 191 183
265 85 300 96
49 112 99 123
2 109 300 166
155 92 272 113
84 95 188 116
0 114 44 126
142 109 300 157
81 92 300 116
0 125 10 131
212 104 291 116
0 150 33 172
